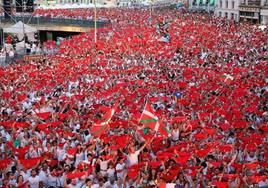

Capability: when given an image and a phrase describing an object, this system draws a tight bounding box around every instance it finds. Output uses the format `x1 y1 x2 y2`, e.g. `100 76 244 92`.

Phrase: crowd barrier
0 48 58 67
0 16 111 28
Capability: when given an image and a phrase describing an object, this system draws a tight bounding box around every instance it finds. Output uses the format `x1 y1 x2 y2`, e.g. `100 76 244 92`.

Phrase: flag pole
94 0 97 43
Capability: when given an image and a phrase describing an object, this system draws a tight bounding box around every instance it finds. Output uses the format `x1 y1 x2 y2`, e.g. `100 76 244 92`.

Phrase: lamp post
22 0 26 54
150 0 154 24
94 0 97 43
150 0 152 18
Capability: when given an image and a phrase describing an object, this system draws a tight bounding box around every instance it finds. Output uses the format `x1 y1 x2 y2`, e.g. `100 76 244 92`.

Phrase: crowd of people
0 34 52 66
33 8 112 21
0 6 267 188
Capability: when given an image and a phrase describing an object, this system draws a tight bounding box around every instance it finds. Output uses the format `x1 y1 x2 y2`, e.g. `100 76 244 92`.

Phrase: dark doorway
39 30 81 43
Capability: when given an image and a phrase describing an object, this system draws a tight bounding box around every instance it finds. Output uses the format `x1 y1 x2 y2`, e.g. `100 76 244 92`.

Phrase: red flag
66 148 77 156
211 182 228 188
36 112 51 120
66 171 87 179
19 157 43 169
0 159 12 170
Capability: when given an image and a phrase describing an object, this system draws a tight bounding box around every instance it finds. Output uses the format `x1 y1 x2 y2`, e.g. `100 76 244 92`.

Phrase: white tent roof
37 3 114 9
3 21 37 34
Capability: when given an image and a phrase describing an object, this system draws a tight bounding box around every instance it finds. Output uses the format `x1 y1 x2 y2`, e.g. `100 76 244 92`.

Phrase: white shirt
47 175 63 187
104 181 118 188
100 160 109 171
28 176 40 188
107 168 115 178
115 163 125 179
75 152 84 167
91 184 100 188
127 150 141 166
171 129 180 141
56 148 65 161
8 50 14 58
245 154 257 162
39 170 48 187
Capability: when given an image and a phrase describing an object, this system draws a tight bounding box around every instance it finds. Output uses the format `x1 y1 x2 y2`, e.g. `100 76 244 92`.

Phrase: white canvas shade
3 21 37 34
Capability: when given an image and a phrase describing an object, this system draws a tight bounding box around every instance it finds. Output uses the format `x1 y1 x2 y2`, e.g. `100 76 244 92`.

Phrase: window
231 13 234 20
226 0 228 8
225 12 228 18
232 1 235 9
219 11 222 17
219 1 222 8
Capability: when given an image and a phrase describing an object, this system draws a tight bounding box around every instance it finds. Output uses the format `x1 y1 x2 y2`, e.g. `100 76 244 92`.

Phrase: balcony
240 0 261 7
239 1 261 12
262 2 268 8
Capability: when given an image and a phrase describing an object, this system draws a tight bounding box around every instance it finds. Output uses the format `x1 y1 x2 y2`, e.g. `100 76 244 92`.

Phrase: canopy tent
3 21 37 55
258 25 267 31
3 21 37 34
37 3 115 9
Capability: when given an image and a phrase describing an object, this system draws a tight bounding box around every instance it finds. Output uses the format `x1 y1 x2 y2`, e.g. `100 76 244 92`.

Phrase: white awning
3 21 37 34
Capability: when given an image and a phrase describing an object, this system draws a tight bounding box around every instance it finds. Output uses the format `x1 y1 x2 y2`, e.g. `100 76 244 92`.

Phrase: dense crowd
33 8 120 20
0 7 268 188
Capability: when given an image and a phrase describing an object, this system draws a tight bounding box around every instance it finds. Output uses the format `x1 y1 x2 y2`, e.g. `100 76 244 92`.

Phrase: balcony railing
240 0 261 6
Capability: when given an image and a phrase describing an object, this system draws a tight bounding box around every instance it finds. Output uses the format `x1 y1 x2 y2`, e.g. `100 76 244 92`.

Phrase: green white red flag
139 102 169 137
91 104 118 137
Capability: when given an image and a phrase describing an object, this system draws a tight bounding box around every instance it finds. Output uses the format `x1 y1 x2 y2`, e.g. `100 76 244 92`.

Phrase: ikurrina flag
91 104 118 137
139 103 169 137
139 103 158 128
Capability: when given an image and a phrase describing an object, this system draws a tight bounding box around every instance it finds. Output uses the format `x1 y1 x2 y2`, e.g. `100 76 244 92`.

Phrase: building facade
215 0 268 24
35 0 146 6
35 0 118 6
215 0 240 21
259 0 268 24
189 0 216 12
239 0 262 23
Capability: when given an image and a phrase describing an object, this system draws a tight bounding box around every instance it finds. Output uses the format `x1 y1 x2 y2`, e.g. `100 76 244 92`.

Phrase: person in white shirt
74 144 85 167
31 43 37 54
99 157 112 176
48 168 64 187
8 49 14 63
81 178 93 188
107 163 115 179
38 163 49 187
245 151 258 163
127 141 148 167
171 124 180 145
115 157 125 179
104 177 118 188
0 50 6 66
28 169 41 188
67 178 83 188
